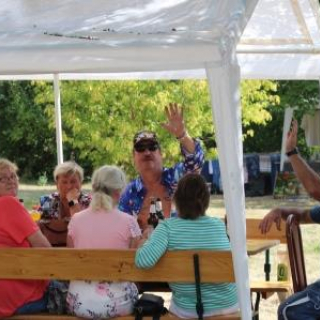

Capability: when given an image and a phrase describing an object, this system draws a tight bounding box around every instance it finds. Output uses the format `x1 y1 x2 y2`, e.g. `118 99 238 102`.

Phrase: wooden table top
246 239 280 256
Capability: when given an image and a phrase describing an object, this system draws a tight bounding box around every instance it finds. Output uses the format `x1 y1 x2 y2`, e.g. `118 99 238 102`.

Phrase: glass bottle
155 198 164 220
147 199 158 228
277 245 289 281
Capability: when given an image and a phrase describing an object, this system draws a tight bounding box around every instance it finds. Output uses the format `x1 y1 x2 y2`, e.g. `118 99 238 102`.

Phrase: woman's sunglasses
134 143 159 153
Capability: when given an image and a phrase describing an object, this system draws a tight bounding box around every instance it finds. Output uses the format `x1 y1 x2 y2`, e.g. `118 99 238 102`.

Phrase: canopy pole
280 108 294 171
53 74 63 164
206 59 251 320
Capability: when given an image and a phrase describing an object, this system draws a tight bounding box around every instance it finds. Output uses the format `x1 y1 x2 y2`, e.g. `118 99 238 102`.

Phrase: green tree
1 79 280 180
244 80 319 156
0 81 56 180
34 79 279 178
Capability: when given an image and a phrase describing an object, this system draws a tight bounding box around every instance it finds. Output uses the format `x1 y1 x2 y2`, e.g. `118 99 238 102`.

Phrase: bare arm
129 236 143 249
162 103 195 154
259 207 312 234
27 230 51 247
66 235 74 247
289 155 320 200
286 120 320 200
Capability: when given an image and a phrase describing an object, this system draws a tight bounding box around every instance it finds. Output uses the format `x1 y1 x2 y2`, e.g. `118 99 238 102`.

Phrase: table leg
254 292 260 320
264 249 271 281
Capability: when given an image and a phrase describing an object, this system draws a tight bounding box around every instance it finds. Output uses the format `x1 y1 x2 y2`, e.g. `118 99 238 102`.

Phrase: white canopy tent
1 0 320 79
1 1 320 319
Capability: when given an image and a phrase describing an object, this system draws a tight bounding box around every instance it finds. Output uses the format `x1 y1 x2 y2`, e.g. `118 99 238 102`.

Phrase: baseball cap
133 130 159 147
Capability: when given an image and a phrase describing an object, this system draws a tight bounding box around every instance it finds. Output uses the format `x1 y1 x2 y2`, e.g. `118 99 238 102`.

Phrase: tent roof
1 0 319 80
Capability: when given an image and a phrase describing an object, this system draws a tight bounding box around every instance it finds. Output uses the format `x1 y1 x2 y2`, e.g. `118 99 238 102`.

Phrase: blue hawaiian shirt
118 139 204 217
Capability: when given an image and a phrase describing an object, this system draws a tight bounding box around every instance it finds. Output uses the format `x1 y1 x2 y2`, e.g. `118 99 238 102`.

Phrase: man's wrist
286 147 299 157
176 131 187 141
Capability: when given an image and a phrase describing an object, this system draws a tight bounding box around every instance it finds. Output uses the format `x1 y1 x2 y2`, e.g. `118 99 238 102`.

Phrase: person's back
67 165 141 319
68 207 139 249
135 173 238 318
136 216 237 315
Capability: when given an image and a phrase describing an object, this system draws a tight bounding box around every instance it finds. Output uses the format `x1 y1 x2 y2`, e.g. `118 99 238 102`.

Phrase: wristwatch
285 147 299 157
68 199 79 207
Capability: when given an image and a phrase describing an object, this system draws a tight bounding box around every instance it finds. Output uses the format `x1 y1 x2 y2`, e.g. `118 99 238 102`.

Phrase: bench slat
250 281 292 293
0 248 234 282
246 218 287 244
8 311 242 320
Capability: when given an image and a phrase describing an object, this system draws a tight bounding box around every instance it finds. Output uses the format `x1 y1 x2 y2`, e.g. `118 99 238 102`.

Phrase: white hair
90 165 127 211
53 161 84 182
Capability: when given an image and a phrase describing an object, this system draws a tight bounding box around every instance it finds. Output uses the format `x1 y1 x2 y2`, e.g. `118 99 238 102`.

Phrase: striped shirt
135 216 238 312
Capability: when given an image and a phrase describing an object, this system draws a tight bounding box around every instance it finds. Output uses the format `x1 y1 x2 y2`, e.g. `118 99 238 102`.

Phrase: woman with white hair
66 165 141 319
38 161 91 246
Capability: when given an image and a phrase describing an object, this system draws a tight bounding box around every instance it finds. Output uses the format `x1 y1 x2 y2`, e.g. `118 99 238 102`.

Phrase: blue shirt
310 206 320 223
118 139 204 217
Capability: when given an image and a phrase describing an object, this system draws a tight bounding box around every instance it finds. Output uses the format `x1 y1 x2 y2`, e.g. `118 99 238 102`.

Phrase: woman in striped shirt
135 173 238 318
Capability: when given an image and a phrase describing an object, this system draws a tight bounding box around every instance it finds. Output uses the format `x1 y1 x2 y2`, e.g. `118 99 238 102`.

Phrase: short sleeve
0 196 38 244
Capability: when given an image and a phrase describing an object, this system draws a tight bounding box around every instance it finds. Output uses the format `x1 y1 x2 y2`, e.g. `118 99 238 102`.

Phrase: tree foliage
244 80 319 156
1 79 279 180
0 81 56 179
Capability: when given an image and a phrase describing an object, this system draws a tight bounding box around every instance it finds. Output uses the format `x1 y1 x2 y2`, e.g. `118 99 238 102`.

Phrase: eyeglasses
0 174 18 183
134 143 159 153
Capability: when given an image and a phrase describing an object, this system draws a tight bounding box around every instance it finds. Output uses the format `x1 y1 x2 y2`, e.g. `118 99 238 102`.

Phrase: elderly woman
38 161 91 246
0 158 51 318
67 165 141 319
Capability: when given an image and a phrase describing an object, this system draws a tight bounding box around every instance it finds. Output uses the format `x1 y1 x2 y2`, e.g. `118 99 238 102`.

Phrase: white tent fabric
0 0 320 79
206 59 250 318
0 0 247 74
1 1 320 319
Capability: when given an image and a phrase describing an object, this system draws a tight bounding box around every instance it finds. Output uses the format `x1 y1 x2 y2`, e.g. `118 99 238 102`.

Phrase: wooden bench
0 248 245 320
246 218 292 312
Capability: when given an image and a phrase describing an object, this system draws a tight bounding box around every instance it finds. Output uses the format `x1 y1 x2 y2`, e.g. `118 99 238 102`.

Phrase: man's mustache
142 155 154 161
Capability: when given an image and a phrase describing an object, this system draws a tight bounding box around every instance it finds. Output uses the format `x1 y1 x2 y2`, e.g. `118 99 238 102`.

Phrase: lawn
18 184 320 320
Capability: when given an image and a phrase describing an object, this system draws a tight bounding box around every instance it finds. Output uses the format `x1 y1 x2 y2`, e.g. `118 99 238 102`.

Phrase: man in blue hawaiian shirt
119 103 204 231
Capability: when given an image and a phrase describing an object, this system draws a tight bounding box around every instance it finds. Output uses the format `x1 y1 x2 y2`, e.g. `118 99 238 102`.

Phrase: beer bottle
277 245 289 281
155 198 164 220
277 245 291 302
147 199 158 228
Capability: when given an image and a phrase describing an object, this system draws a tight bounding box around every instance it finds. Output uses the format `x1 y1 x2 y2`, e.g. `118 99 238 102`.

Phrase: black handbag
133 293 167 320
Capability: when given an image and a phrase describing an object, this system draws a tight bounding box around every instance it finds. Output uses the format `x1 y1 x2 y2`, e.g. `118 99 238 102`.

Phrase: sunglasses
134 143 159 153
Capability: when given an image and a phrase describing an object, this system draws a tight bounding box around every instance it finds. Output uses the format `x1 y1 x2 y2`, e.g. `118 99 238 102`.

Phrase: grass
18 185 320 320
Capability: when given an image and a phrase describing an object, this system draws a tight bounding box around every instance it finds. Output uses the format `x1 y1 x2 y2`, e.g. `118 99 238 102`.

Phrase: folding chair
286 214 307 293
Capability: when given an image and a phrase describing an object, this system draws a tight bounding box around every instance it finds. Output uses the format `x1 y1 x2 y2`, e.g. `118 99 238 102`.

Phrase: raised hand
286 119 298 153
161 103 186 138
66 188 80 202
